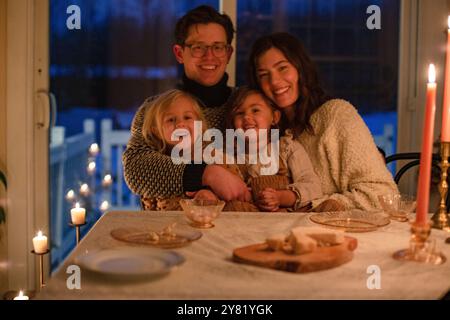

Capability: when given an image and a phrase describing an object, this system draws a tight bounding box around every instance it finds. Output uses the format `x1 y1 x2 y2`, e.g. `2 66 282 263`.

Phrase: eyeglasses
184 43 230 58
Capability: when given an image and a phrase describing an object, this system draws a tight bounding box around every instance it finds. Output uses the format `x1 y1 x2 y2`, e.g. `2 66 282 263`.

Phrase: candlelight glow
102 174 112 187
428 64 436 83
448 15 450 29
89 143 99 156
33 231 48 254
65 189 75 200
13 290 29 300
100 200 110 212
87 161 96 174
80 184 89 195
71 202 86 225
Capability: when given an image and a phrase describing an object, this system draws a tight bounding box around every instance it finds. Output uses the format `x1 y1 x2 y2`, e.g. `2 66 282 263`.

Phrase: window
237 0 400 160
49 0 218 270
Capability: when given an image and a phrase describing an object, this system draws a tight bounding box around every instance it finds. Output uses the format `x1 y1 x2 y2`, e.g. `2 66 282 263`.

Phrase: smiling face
162 96 200 147
232 93 280 135
256 47 300 115
173 23 233 87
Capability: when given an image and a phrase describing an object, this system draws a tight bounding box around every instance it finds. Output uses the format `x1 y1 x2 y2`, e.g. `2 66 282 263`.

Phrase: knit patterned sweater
297 99 399 210
123 96 229 198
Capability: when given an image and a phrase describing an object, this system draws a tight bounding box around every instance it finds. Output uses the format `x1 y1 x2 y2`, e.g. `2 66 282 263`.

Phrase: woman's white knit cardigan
297 99 399 210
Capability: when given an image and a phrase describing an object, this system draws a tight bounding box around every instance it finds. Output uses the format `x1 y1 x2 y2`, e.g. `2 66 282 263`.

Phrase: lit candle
13 291 29 300
102 174 112 187
416 64 437 224
89 143 99 156
100 200 109 212
65 189 75 201
71 202 86 225
441 16 450 141
79 183 90 196
32 231 48 254
87 161 96 175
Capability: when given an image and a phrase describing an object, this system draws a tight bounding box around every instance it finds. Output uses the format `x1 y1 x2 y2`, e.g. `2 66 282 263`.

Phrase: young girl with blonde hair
141 89 217 209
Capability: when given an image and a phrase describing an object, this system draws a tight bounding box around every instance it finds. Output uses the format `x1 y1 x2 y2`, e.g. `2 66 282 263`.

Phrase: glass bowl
180 199 225 229
378 194 416 222
309 209 390 232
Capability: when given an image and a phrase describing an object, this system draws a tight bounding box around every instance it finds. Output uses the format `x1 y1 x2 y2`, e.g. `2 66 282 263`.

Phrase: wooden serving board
233 236 357 273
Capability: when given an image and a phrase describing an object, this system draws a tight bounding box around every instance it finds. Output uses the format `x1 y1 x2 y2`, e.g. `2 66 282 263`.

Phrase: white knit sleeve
310 101 399 211
283 139 323 209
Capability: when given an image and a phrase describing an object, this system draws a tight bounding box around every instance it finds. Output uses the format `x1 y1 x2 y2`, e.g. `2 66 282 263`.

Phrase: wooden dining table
36 210 450 300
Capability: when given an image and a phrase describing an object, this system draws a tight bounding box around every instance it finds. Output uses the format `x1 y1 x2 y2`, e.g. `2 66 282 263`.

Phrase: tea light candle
87 161 96 175
13 291 29 300
65 189 75 201
71 203 86 225
32 231 48 254
79 183 89 196
100 200 109 212
102 174 112 187
89 143 99 156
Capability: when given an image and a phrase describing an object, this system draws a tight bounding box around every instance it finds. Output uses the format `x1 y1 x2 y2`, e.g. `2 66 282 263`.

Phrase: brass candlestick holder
69 221 87 245
431 141 450 231
393 221 446 264
31 249 50 289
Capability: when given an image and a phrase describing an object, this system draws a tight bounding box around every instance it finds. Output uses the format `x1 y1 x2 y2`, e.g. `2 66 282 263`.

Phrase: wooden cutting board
233 236 357 273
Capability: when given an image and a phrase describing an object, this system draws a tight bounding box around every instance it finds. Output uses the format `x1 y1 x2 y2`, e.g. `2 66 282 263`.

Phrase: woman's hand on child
256 188 281 212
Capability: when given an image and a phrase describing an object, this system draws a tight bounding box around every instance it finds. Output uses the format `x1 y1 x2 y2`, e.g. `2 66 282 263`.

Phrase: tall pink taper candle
416 64 437 224
441 16 450 141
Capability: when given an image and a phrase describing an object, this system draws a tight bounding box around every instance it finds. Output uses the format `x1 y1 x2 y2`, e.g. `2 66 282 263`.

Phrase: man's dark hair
174 5 235 45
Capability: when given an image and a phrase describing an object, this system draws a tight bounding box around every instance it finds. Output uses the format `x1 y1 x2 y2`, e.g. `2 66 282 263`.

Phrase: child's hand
193 189 219 201
256 188 281 212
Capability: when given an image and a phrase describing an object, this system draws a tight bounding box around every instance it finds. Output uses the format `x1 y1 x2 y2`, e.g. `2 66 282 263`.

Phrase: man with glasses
123 5 252 207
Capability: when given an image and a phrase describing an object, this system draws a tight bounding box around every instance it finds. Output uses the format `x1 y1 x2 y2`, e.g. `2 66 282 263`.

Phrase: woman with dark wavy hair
248 32 398 211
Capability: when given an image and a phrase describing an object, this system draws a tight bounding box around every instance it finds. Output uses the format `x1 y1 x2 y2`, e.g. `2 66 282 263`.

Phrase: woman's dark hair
224 86 283 133
175 5 235 45
247 32 329 137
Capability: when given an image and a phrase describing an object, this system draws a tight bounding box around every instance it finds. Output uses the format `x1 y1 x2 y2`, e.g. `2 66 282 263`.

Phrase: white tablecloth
37 211 450 299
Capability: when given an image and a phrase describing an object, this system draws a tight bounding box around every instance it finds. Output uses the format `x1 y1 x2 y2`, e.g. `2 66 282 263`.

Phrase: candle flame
89 143 99 155
66 189 75 200
75 202 80 209
104 174 111 181
428 64 436 83
18 291 24 296
100 200 110 212
37 231 42 237
448 16 450 29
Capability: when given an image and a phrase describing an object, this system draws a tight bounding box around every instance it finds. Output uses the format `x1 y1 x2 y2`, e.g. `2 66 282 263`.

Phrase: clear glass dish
309 210 391 232
180 199 225 228
378 194 416 222
110 225 202 249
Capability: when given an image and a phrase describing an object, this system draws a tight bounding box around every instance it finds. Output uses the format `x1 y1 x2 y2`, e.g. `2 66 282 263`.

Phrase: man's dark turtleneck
178 73 231 107
180 73 232 192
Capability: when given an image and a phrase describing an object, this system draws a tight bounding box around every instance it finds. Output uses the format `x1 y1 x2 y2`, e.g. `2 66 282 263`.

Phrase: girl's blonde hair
142 89 207 154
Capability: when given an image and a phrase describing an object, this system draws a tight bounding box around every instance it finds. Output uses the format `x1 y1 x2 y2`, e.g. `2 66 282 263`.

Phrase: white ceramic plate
74 247 185 278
